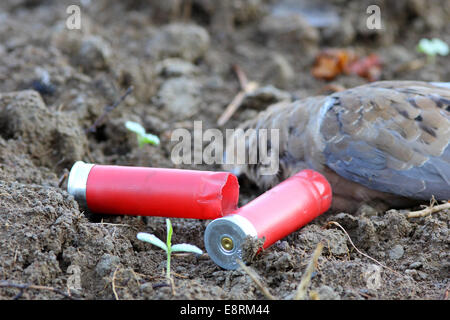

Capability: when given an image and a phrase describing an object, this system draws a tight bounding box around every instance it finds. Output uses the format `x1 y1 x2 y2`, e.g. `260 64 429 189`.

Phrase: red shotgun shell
67 161 239 219
204 169 332 269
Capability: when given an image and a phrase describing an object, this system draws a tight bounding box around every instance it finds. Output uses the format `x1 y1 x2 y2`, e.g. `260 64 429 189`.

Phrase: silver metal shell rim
204 214 257 270
67 161 95 205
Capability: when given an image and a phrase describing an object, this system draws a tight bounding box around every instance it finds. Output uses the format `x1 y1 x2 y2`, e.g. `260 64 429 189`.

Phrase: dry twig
406 200 450 218
0 280 78 300
169 276 176 296
111 266 120 300
294 242 324 300
217 65 259 126
443 283 449 300
58 172 68 188
97 221 134 227
86 86 134 133
236 259 276 300
327 221 401 277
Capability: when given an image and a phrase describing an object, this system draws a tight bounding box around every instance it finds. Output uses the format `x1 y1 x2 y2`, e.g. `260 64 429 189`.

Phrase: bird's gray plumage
224 81 450 211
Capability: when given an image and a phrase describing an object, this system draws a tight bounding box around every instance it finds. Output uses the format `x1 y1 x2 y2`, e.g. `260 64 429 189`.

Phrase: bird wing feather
320 81 450 200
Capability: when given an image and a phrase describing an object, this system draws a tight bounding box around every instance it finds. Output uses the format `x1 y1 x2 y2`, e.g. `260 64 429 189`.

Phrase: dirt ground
0 0 449 300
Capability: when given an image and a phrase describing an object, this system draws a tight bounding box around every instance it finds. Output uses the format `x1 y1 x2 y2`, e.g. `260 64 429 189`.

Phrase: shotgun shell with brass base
204 169 332 270
67 161 239 219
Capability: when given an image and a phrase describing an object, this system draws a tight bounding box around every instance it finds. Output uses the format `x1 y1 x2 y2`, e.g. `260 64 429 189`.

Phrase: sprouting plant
125 121 160 147
137 219 203 280
416 38 449 63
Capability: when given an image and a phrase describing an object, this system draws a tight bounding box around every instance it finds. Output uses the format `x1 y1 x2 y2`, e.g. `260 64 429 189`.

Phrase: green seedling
137 219 203 280
125 121 160 147
416 38 449 63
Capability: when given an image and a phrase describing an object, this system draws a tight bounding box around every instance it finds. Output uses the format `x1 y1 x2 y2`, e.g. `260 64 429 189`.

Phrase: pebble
140 282 154 295
155 58 200 78
274 240 289 251
78 35 112 70
146 23 210 62
388 245 404 260
417 271 428 280
242 85 292 110
95 254 120 277
155 77 202 120
266 53 295 89
259 12 319 57
317 285 341 300
409 261 423 269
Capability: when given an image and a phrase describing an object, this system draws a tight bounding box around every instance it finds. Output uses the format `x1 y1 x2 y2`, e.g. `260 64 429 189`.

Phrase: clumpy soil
0 0 449 300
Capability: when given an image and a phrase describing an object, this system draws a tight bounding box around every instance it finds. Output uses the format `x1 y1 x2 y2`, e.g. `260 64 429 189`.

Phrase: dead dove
224 81 450 212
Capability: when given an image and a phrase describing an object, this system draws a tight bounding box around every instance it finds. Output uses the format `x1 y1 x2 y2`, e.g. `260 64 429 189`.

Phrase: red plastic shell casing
204 169 332 269
84 164 239 219
234 169 332 248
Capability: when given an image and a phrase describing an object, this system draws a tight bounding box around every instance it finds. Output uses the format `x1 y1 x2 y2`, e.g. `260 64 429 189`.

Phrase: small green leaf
125 121 146 135
141 133 160 146
172 244 203 255
417 38 449 57
432 38 449 56
417 39 432 55
137 232 167 252
126 121 160 147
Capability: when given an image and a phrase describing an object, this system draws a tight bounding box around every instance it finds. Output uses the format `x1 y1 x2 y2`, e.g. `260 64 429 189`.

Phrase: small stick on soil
12 248 18 266
182 0 192 21
58 172 68 188
443 283 449 300
236 259 276 300
111 266 120 300
152 282 170 289
0 280 78 300
171 271 188 279
327 221 402 277
294 242 324 300
129 269 141 287
406 201 450 218
86 86 134 133
97 222 134 227
217 65 259 126
55 157 66 167
169 277 176 296
81 222 137 231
